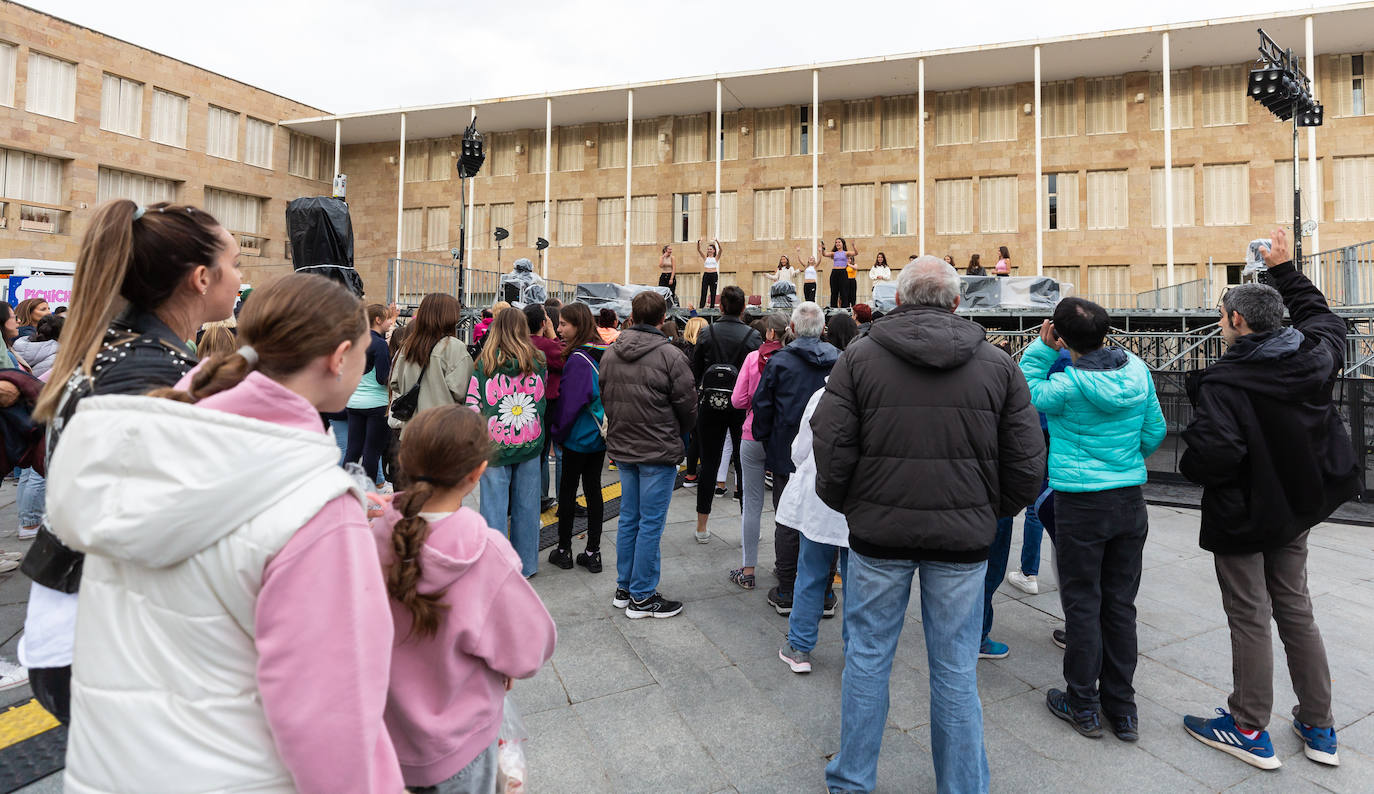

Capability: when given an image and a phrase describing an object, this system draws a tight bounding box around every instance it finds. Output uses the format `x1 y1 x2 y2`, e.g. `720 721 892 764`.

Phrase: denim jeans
739 440 767 568
1019 489 1048 576
615 463 676 601
786 535 849 654
982 517 1014 641
327 417 348 465
826 551 989 794
479 455 543 577
541 433 564 502
17 467 46 527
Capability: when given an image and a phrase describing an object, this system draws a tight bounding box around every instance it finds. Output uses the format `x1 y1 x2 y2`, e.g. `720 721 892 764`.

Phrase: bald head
897 255 962 310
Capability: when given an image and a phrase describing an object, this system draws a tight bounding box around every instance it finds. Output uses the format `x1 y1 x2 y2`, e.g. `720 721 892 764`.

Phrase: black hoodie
1180 262 1361 554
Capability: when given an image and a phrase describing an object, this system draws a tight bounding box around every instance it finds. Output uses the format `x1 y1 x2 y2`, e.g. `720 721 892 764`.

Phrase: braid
145 350 255 404
386 481 449 639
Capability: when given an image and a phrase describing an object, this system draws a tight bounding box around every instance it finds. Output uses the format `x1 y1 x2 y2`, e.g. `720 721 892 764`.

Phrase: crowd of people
0 195 1355 794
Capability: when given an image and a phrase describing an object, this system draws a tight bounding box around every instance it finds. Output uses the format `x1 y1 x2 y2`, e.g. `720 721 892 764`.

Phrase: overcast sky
30 0 1315 114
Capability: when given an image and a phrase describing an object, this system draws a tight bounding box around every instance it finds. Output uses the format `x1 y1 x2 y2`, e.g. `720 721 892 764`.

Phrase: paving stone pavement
4 475 1373 793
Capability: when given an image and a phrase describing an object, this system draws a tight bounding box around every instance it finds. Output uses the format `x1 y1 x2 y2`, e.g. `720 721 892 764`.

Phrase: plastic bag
497 693 528 793
343 462 386 522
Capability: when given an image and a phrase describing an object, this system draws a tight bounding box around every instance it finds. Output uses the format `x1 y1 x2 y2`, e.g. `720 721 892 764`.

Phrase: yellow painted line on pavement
0 699 59 750
540 480 623 525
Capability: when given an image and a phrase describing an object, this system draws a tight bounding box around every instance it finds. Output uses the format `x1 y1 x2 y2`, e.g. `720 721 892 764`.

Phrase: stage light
535 237 550 251
457 118 485 179
494 227 510 242
1250 28 1323 266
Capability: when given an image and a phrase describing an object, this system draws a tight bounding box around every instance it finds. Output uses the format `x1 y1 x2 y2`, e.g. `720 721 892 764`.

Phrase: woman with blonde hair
466 307 549 577
680 315 711 486
198 320 238 360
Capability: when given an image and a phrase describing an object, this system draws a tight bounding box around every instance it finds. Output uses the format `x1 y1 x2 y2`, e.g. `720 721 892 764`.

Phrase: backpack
564 350 607 453
700 329 742 412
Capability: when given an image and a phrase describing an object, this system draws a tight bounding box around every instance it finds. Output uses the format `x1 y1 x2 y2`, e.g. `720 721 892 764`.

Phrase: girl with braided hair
375 405 556 792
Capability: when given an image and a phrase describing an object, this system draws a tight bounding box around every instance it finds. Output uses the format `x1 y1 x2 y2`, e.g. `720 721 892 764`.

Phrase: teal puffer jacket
1019 338 1165 493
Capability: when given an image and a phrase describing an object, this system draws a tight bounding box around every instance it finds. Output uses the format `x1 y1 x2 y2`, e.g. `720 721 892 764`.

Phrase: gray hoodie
12 337 58 378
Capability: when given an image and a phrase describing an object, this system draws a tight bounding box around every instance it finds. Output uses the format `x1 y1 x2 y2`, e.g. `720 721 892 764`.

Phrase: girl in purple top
820 237 859 308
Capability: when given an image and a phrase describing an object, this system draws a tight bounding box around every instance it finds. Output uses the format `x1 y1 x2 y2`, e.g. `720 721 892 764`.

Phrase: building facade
2 1 1372 308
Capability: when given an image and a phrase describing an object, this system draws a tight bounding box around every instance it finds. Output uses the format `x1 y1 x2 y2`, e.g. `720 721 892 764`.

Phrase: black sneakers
576 550 602 573
625 593 684 619
547 547 574 570
767 586 793 616
1046 688 1103 739
1106 712 1139 742
1052 629 1067 649
612 588 632 608
822 590 838 618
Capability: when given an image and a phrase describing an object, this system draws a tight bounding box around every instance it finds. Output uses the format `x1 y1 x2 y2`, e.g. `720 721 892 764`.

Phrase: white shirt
704 256 719 272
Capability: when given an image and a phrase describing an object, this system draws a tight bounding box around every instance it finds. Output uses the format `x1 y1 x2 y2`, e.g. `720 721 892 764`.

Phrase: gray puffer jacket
811 303 1045 562
600 325 697 465
12 337 59 378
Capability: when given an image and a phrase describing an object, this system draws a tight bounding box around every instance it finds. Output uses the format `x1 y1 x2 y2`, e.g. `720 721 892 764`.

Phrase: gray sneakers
778 641 812 674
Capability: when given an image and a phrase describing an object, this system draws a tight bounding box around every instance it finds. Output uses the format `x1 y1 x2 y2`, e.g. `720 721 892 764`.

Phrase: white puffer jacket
48 394 361 794
775 384 850 548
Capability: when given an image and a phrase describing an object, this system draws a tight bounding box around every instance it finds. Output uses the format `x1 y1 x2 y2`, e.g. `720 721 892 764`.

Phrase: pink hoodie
185 371 404 793
371 505 557 787
730 349 765 441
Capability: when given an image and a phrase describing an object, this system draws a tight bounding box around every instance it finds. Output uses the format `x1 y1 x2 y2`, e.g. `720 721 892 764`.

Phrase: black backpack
700 329 742 412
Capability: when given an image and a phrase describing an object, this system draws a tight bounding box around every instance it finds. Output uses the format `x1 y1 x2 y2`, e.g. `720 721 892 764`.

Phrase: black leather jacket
21 309 197 592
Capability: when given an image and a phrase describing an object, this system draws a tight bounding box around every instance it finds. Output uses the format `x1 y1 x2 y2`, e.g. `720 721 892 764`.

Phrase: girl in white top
770 255 798 285
796 245 820 303
658 245 677 303
869 251 892 282
696 238 724 309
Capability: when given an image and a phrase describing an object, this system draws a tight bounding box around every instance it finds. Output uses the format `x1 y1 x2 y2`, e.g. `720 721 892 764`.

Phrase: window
630 195 657 243
882 96 916 149
204 187 263 234
1084 265 1131 308
1151 263 1199 286
489 203 514 245
1331 53 1372 118
674 114 707 163
558 126 584 172
842 100 875 152
245 118 273 169
598 122 626 169
487 132 516 176
791 186 822 241
1274 160 1322 223
405 141 428 183
979 86 1016 142
1085 77 1125 135
1334 156 1374 221
754 107 789 158
884 182 913 236
469 204 490 249
206 106 239 160
597 197 624 246
840 184 875 238
1044 266 1079 291
632 122 658 167
1042 172 1079 231
426 207 450 251
1150 167 1195 227
0 42 15 107
1 148 63 204
526 201 546 246
753 188 785 240
428 142 451 181
1042 80 1076 138
97 167 175 206
979 176 1017 233
1149 70 1194 130
717 112 739 160
708 191 738 241
287 132 330 180
100 74 142 137
1086 170 1128 230
150 89 188 148
673 193 702 243
795 106 819 155
25 53 75 121
528 131 548 174
935 91 971 146
1203 163 1250 226
400 208 423 251
1201 65 1247 126
935 179 973 235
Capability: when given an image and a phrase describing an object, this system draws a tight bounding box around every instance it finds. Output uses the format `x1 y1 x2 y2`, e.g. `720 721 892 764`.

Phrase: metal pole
1034 46 1043 276
395 112 406 305
1163 32 1175 291
1293 90 1302 267
812 69 819 250
543 98 552 279
625 89 633 284
1305 16 1320 275
333 119 341 181
464 106 475 308
714 80 722 246
918 59 925 256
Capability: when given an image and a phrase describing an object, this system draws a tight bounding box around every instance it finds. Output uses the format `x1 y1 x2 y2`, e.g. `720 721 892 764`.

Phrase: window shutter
1274 160 1323 223
25 53 76 121
1334 156 1374 221
630 196 657 243
426 207 450 251
881 96 916 149
1332 55 1354 118
674 115 707 163
842 100 875 151
405 141 428 183
245 118 273 169
0 43 15 107
791 187 823 240
840 184 875 237
935 179 973 234
979 86 1016 142
97 167 175 206
207 106 239 160
979 176 1017 233
527 201 545 246
708 192 738 241
935 91 971 145
151 90 189 148
598 123 626 169
752 189 785 240
490 203 514 244
558 126 584 172
488 132 517 176
632 123 658 167
528 133 547 174
205 188 263 235
597 197 624 246
469 205 490 249
1087 171 1128 230
1086 77 1125 134
754 108 789 157
885 182 912 235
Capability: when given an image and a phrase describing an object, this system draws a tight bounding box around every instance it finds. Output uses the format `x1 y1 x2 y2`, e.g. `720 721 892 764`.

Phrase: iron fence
387 258 575 309
1301 240 1374 307
1135 278 1214 310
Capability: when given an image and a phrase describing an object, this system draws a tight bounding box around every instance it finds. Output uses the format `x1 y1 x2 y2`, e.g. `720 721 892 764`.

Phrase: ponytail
386 482 448 639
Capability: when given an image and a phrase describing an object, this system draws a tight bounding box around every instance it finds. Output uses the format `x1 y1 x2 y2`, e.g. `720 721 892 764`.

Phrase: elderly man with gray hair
750 301 839 614
812 256 1044 793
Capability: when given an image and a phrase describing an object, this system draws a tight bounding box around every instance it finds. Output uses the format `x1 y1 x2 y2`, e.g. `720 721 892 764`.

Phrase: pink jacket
731 349 765 441
190 372 404 793
371 505 557 787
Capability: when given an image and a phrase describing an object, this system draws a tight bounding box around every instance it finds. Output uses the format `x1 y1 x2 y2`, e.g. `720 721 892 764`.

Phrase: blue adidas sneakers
1292 719 1340 766
1183 709 1281 770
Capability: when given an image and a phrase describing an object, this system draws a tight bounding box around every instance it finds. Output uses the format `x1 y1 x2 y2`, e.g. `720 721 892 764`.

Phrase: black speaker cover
286 196 364 297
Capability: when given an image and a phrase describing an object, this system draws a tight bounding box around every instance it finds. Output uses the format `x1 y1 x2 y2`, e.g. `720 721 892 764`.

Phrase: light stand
455 118 486 307
535 237 549 283
494 226 509 273
1249 28 1324 266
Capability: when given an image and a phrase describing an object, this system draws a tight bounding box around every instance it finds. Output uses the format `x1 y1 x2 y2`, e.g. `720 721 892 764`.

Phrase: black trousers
345 405 389 483
685 430 701 477
695 406 744 515
700 272 719 308
803 282 817 302
846 278 858 307
658 272 676 303
828 269 848 308
557 448 605 552
1056 486 1148 717
31 665 70 724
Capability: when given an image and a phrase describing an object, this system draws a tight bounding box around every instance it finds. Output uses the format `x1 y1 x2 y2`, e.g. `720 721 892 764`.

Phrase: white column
395 112 406 306
1164 32 1175 288
333 119 341 181
625 89 633 284
1034 47 1043 276
714 80 723 244
1306 16 1320 269
802 72 813 248
918 59 926 256
543 98 552 279
465 106 476 307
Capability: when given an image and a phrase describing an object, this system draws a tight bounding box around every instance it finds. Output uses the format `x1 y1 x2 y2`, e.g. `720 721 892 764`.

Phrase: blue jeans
787 536 849 653
540 437 563 502
1019 492 1048 576
826 552 989 794
479 455 542 577
17 467 46 527
615 463 675 601
328 418 348 465
983 517 1014 641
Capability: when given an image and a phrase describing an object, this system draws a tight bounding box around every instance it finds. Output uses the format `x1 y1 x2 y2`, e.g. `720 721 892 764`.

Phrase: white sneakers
17 526 38 540
1006 570 1039 595
0 660 29 693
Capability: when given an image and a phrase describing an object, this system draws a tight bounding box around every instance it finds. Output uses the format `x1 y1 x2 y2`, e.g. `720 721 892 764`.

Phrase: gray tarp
875 276 1061 313
769 280 797 310
499 257 548 304
574 283 675 320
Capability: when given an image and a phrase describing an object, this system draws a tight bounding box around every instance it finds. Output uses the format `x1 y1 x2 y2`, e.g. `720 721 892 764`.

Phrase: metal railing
388 257 575 309
1135 278 1214 310
1302 241 1374 306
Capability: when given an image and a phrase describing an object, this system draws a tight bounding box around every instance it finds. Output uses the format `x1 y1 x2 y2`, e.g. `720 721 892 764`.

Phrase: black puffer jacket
1180 262 1361 553
811 304 1044 562
600 325 697 465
